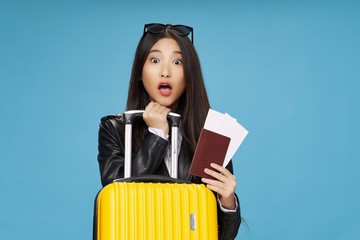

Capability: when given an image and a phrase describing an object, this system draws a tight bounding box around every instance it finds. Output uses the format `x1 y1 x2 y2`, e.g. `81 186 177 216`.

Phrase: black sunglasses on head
143 23 194 43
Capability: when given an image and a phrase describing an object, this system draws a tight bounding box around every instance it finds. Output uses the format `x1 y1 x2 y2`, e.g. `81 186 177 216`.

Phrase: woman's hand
202 163 237 210
143 101 171 136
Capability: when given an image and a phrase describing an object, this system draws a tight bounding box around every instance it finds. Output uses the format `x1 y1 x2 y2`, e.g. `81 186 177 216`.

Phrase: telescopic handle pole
123 110 181 179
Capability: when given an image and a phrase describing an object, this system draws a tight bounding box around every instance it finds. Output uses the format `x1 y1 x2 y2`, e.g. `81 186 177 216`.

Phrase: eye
151 58 160 63
173 59 183 65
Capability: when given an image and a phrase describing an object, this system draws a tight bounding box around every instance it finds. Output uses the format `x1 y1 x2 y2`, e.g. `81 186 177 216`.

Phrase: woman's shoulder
100 114 124 122
99 114 124 129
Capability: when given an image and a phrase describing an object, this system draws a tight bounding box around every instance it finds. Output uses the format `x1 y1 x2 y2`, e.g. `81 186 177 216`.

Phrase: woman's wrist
220 195 236 210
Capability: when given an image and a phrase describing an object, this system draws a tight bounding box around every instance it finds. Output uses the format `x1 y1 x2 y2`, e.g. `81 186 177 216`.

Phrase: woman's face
141 38 186 111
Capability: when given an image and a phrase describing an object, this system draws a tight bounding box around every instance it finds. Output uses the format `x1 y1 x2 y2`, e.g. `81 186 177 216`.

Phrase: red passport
189 128 231 180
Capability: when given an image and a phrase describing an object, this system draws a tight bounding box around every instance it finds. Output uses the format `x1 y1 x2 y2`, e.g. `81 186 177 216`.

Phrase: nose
160 64 171 78
161 73 170 78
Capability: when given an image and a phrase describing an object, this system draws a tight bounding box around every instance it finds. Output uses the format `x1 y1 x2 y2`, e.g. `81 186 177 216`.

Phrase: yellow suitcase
93 111 218 240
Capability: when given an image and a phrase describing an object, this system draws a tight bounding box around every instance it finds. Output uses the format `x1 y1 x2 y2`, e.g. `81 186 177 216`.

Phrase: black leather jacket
97 115 241 240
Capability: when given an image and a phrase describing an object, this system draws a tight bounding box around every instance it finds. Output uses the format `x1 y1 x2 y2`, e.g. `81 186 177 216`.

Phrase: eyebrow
149 49 182 55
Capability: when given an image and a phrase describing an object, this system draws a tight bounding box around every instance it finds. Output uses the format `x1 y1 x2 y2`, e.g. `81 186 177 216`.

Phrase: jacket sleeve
97 116 169 187
217 160 242 240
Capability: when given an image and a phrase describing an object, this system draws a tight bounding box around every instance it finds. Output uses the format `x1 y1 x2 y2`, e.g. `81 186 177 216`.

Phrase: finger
202 177 235 200
201 177 229 195
144 102 156 117
145 101 155 110
147 103 169 116
202 170 236 192
150 103 162 113
204 167 227 182
201 177 222 187
161 107 171 117
145 104 163 118
209 163 232 177
204 166 237 190
201 178 224 193
152 104 166 113
204 184 226 196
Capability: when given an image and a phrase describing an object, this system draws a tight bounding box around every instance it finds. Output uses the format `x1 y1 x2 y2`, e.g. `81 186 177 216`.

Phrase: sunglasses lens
146 24 166 33
173 25 192 36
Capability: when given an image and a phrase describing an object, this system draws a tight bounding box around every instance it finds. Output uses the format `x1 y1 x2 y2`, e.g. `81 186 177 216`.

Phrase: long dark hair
125 29 210 156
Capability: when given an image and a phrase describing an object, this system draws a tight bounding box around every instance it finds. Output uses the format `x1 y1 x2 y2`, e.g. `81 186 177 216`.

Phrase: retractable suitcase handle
123 110 180 126
123 110 181 179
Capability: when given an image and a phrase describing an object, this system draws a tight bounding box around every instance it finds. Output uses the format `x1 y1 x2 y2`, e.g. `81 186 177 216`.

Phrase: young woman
97 23 241 239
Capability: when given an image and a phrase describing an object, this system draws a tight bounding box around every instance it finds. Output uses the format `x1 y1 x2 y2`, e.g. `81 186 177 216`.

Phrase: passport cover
189 128 231 180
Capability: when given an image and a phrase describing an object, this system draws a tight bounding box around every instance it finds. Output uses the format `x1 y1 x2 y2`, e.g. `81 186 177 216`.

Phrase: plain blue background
1 0 359 239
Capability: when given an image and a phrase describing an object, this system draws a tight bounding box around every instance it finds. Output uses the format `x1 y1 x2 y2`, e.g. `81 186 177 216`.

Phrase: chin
159 101 173 108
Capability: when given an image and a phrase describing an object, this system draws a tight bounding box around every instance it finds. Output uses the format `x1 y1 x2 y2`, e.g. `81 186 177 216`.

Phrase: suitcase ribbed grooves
97 182 218 240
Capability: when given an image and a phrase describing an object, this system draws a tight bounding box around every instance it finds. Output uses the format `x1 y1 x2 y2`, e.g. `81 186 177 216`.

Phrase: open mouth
158 83 172 90
158 82 172 95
